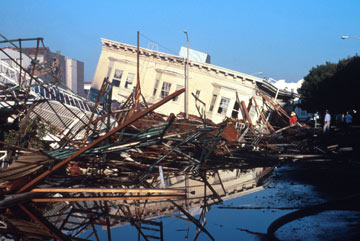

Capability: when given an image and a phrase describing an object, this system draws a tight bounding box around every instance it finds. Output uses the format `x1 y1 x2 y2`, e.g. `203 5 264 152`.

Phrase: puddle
93 162 360 240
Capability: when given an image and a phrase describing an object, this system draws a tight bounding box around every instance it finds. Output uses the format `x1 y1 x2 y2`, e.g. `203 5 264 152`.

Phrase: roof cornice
100 38 264 83
100 38 294 98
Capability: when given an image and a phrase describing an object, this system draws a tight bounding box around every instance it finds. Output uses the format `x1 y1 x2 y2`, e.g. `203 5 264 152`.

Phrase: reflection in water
0 167 273 240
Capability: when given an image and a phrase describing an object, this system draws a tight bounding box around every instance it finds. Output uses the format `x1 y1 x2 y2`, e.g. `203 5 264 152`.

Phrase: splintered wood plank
0 165 43 181
32 195 186 202
7 218 52 237
0 152 48 182
31 187 186 194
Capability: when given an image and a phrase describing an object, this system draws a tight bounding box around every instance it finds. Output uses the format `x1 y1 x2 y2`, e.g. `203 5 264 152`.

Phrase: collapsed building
90 38 297 124
0 35 334 240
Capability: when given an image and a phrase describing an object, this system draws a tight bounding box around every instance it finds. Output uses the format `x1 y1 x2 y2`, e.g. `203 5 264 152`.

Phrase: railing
0 59 103 115
0 59 113 141
0 151 8 170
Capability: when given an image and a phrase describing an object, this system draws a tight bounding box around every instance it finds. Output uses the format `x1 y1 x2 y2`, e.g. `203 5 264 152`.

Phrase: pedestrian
344 112 352 134
289 111 298 126
345 112 353 125
323 110 331 134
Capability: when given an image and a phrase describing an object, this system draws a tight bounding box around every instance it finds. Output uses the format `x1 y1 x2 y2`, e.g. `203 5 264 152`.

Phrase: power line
139 33 178 55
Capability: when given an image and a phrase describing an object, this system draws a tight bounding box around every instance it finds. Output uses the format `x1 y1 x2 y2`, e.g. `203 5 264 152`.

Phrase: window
195 90 200 98
69 97 75 106
125 73 134 89
209 94 217 112
79 101 85 110
217 97 230 115
51 89 57 99
49 89 54 99
39 87 45 97
64 95 70 105
84 103 90 112
153 79 160 96
112 69 123 87
44 88 50 99
59 92 64 102
113 69 123 79
112 79 120 87
173 85 183 101
231 101 240 119
74 99 80 108
55 89 60 100
160 82 171 98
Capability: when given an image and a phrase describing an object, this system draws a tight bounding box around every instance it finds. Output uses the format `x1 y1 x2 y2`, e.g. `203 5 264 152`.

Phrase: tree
298 56 360 114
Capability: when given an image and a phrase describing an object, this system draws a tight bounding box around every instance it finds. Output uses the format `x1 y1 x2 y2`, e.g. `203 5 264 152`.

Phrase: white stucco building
91 38 296 124
267 78 311 120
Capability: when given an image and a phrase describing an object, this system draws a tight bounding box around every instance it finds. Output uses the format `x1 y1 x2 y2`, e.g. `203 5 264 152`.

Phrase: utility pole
184 30 189 119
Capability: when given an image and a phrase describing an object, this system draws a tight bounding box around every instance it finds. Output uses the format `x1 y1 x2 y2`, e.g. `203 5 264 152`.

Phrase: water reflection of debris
0 167 272 241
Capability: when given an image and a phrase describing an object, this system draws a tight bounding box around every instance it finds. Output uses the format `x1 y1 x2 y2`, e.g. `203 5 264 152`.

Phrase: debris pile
0 35 355 240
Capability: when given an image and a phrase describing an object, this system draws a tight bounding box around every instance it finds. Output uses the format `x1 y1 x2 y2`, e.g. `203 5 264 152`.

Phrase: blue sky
1 0 359 82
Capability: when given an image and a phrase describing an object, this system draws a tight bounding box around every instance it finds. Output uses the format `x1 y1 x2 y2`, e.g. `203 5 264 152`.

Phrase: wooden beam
17 88 185 194
18 204 69 241
241 101 254 130
252 97 275 132
32 195 186 202
31 188 185 194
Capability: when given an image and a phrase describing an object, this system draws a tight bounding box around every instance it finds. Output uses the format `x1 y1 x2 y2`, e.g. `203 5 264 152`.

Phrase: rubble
0 35 356 240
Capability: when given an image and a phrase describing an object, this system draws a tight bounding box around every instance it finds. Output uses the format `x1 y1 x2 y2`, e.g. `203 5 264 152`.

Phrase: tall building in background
64 57 84 96
0 46 84 96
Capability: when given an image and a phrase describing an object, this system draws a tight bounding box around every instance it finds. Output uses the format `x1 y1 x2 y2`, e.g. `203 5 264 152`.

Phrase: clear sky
1 0 359 83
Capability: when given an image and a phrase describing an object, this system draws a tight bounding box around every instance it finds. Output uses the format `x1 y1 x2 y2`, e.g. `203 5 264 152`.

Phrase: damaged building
90 38 296 124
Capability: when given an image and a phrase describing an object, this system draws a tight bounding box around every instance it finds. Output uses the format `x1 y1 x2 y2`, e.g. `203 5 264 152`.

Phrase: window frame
231 101 240 119
112 79 121 87
217 97 230 115
153 79 160 96
160 82 172 99
113 69 123 79
209 94 217 112
125 73 135 89
173 84 184 101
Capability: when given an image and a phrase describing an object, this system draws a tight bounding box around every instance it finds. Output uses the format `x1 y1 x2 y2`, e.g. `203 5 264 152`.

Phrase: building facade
0 47 84 96
91 38 294 124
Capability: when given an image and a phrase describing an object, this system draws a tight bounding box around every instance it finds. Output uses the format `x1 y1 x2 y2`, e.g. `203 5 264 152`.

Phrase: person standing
344 112 353 134
289 111 298 126
323 110 331 134
345 112 353 125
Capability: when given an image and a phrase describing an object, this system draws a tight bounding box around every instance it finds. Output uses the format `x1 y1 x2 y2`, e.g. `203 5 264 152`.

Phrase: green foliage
4 117 59 149
298 56 360 114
